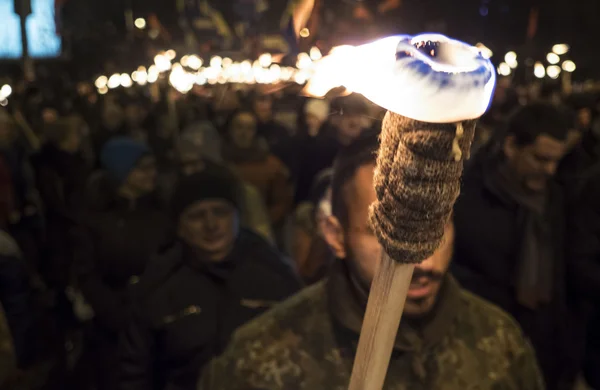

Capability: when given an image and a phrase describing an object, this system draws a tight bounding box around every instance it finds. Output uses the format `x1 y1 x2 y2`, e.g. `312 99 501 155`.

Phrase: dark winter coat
73 173 169 334
31 144 90 288
118 230 302 390
452 149 585 390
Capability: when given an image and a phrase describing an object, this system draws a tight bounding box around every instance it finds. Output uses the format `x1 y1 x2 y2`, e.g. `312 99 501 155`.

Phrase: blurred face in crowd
229 112 257 149
178 199 240 262
61 127 83 153
305 113 324 137
504 134 568 192
253 95 273 123
335 113 367 145
125 104 144 129
103 104 125 131
323 163 454 318
123 155 157 196
577 108 592 130
179 152 206 176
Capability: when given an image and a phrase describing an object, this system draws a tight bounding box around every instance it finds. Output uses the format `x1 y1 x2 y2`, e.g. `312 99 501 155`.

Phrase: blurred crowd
0 75 599 390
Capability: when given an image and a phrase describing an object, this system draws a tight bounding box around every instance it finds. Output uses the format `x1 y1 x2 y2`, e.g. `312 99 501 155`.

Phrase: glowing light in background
310 47 323 61
95 76 108 89
296 52 312 70
98 86 108 95
504 52 517 69
165 50 177 60
546 53 560 65
552 44 569 55
498 62 511 76
108 74 121 89
299 28 310 38
258 53 272 68
154 53 172 72
136 66 148 85
120 73 133 88
147 65 159 83
0 84 13 98
475 43 493 59
222 57 233 68
187 55 203 70
210 56 223 68
534 62 545 78
134 18 146 29
562 60 576 73
504 51 516 63
546 65 561 79
0 0 62 58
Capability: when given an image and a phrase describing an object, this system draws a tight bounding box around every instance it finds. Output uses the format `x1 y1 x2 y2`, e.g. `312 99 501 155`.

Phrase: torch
305 34 496 389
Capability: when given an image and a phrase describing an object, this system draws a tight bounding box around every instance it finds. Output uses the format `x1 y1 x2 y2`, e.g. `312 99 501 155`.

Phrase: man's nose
415 255 435 273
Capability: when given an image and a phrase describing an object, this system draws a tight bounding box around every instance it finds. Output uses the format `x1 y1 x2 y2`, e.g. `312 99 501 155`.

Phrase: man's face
324 163 454 318
178 199 239 261
230 112 257 149
103 104 124 130
504 134 567 192
179 152 205 176
337 114 366 145
125 155 157 195
253 96 273 123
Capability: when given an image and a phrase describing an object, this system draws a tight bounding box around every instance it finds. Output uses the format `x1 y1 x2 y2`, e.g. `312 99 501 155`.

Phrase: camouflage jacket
0 302 16 388
199 264 544 390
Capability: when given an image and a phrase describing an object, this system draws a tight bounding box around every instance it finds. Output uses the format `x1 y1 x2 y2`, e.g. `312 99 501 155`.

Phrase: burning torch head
305 33 496 123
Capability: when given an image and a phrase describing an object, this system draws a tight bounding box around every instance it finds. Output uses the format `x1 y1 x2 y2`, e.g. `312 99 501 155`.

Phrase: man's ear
503 135 518 160
321 215 346 259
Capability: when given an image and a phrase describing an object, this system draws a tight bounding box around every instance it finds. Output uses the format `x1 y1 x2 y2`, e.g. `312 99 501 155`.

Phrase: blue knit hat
100 137 150 183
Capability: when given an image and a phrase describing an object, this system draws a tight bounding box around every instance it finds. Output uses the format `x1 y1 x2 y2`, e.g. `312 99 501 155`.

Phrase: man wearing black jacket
452 103 582 389
118 168 302 390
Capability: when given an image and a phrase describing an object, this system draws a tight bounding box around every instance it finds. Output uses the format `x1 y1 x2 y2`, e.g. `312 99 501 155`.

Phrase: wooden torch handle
348 251 415 390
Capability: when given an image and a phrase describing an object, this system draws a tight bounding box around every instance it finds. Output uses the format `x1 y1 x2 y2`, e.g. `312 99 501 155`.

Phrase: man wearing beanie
71 137 169 390
118 167 302 390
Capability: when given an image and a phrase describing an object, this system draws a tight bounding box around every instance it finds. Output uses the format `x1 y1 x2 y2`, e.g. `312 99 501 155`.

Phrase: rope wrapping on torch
369 112 477 264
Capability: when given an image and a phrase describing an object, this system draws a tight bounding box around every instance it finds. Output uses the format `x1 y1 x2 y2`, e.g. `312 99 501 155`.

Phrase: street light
534 62 545 78
546 65 561 79
546 53 560 65
562 60 576 73
134 18 146 29
552 44 569 55
498 62 511 76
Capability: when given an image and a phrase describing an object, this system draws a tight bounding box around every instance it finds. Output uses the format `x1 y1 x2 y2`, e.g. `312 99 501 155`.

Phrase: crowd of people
0 77 599 390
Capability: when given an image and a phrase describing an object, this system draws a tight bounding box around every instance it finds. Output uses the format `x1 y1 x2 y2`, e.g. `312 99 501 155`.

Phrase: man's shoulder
200 283 338 389
231 282 329 346
456 288 529 350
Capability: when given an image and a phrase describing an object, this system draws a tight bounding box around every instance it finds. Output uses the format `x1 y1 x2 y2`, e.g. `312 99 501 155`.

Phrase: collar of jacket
326 259 461 353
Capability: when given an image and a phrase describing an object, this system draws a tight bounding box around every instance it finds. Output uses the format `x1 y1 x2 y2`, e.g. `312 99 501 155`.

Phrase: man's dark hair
506 102 570 146
330 94 370 117
331 130 379 226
